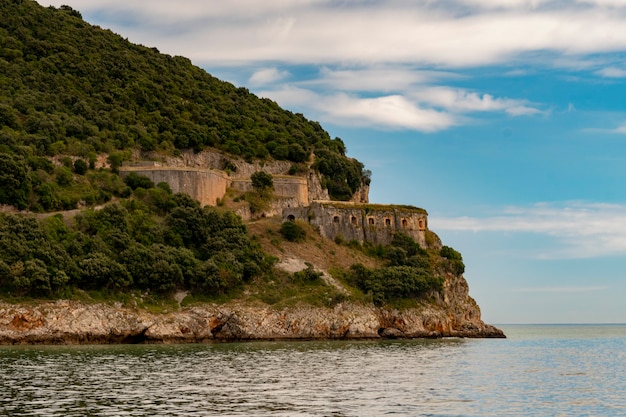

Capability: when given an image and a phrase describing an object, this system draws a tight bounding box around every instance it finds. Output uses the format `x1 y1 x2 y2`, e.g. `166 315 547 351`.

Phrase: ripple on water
2 327 626 416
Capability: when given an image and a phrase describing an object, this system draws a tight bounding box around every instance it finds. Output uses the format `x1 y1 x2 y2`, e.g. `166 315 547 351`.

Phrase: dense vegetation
0 0 366 209
0 1 466 308
346 234 454 305
0 185 272 297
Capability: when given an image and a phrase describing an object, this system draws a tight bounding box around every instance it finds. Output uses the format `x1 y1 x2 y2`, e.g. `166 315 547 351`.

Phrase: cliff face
0 301 503 345
0 268 504 345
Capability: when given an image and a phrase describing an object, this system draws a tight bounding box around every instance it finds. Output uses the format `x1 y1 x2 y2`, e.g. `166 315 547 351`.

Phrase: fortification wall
119 167 230 207
230 176 309 206
283 202 428 246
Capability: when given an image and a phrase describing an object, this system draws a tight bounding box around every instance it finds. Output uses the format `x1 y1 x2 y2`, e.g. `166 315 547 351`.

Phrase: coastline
0 300 504 345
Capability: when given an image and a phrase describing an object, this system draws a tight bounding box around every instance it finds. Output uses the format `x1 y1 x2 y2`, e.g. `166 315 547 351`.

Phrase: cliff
0 299 503 345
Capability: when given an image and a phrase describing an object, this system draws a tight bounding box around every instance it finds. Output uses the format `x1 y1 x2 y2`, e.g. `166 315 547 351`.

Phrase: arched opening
333 216 340 223
351 216 357 225
418 219 425 230
402 219 408 227
385 218 391 226
287 215 295 222
368 218 375 225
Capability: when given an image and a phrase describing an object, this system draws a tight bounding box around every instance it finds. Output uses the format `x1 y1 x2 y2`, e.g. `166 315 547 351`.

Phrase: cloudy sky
38 0 626 324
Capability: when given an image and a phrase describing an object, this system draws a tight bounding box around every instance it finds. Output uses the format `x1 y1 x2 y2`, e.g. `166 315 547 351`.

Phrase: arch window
333 216 340 223
385 218 391 226
402 219 408 227
287 215 295 222
351 216 357 225
368 218 375 225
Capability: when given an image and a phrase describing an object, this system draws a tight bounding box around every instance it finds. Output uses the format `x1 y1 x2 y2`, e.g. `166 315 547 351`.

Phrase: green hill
0 0 453 309
0 0 366 211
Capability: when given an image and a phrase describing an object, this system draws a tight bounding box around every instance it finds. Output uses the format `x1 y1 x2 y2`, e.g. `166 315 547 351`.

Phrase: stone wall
119 167 230 207
283 202 428 246
231 176 309 206
120 163 336 211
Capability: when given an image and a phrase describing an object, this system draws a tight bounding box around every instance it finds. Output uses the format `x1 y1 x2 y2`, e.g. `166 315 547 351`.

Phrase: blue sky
38 0 626 324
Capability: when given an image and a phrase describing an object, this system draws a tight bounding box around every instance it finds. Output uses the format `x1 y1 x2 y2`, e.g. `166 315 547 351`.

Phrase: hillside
0 0 366 211
0 1 504 341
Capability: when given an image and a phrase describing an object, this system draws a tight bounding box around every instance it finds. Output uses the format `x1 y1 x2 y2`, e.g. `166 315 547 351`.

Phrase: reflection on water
2 326 626 416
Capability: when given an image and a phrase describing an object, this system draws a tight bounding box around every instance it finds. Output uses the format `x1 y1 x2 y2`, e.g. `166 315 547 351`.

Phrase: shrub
73 159 89 175
123 172 155 190
349 263 442 306
440 245 465 274
440 245 462 260
251 171 274 193
280 221 306 242
293 263 322 283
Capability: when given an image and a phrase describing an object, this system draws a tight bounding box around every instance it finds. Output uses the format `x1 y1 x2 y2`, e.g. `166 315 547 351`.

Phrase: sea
1 324 625 416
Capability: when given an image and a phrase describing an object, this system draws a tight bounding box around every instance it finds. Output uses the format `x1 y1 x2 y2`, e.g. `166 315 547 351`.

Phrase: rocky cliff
0 299 503 345
0 256 504 345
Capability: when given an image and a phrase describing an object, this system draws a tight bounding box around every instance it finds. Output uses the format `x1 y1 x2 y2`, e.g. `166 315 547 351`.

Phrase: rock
0 299 504 345
378 327 404 339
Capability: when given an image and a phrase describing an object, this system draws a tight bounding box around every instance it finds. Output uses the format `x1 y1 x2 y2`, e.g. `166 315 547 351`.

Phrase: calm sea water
1 324 626 416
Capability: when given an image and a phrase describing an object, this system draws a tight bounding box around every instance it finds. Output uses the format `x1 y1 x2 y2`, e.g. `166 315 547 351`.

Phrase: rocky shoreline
0 300 504 345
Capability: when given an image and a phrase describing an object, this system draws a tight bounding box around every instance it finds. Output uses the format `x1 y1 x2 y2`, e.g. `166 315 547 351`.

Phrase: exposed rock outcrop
0 298 503 345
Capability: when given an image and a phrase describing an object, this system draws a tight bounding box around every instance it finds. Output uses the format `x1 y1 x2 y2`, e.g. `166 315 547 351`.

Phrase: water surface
2 325 626 416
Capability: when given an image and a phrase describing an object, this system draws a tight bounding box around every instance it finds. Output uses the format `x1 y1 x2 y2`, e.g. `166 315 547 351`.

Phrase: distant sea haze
2 324 625 416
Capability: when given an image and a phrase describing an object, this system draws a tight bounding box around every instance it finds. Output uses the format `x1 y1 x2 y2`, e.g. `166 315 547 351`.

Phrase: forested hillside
0 0 366 211
0 0 456 307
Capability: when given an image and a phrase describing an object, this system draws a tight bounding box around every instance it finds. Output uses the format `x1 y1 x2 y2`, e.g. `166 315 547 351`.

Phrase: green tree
78 252 132 289
123 172 155 190
0 153 31 209
73 159 88 175
251 171 274 193
280 221 306 242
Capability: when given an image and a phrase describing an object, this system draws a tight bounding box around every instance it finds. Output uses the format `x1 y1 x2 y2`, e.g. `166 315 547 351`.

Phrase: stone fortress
120 150 429 247
283 202 428 247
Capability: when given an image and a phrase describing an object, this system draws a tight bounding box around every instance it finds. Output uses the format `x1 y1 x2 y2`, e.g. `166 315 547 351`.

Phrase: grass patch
243 269 350 308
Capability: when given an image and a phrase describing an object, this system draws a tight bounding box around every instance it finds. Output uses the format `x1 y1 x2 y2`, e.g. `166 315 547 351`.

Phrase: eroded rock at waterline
0 301 504 345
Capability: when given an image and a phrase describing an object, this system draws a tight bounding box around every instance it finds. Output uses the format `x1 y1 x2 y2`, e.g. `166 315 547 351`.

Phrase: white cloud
431 202 626 258
326 94 456 132
585 122 626 134
35 1 626 68
411 87 542 115
306 67 459 93
612 124 626 133
248 68 290 86
252 67 542 130
258 86 457 131
595 66 626 77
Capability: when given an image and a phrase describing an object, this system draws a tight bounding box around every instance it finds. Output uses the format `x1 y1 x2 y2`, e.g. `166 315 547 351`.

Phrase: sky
36 0 626 324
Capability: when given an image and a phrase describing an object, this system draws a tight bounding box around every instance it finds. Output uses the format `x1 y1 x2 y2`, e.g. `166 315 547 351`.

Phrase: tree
0 154 31 209
123 172 155 190
73 159 88 175
251 171 274 193
280 220 306 242
107 153 124 173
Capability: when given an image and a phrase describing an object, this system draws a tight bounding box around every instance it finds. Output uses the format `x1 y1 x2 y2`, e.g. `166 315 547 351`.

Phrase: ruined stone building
119 150 428 246
283 202 428 247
